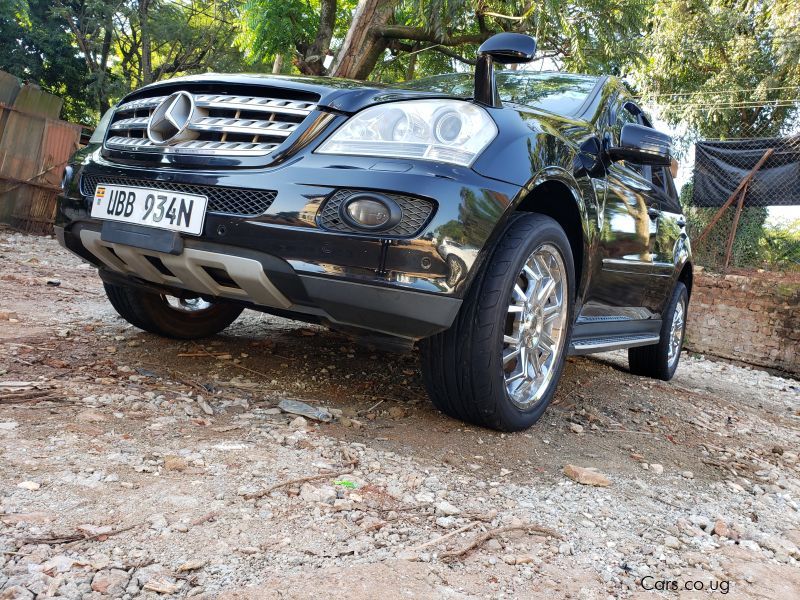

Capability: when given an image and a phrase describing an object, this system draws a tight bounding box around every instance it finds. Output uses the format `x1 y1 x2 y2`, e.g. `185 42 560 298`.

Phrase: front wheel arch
514 178 588 303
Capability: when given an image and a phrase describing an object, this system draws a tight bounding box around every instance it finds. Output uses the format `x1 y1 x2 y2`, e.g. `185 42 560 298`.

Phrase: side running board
569 334 660 355
568 316 662 355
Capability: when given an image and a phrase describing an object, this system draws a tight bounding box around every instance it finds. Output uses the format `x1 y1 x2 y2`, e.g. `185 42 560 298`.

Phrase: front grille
317 189 436 238
105 89 319 156
80 175 277 217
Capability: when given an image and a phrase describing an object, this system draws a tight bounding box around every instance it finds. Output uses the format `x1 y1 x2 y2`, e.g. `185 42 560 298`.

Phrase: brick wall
685 269 800 375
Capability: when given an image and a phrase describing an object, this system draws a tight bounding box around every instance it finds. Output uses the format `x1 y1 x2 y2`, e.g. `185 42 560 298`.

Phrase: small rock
664 536 681 549
502 554 516 565
515 554 536 565
570 423 584 434
0 310 18 320
17 480 40 491
290 416 308 430
563 464 611 487
650 463 664 475
163 455 188 472
714 519 730 537
435 500 461 516
92 569 130 595
558 542 573 555
177 559 207 572
681 471 694 479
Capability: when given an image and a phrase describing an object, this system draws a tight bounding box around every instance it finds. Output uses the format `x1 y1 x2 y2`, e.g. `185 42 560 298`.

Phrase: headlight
89 108 115 145
317 100 497 167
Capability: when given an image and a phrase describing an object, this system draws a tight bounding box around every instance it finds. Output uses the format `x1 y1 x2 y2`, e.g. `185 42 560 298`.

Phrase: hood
121 73 465 114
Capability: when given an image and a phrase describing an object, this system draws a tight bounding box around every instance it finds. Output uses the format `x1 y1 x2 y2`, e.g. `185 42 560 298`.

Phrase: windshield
400 71 600 116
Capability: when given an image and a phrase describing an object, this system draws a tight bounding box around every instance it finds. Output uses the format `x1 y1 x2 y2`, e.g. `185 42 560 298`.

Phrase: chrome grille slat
114 97 165 113
189 117 298 137
105 136 280 155
105 88 318 157
194 94 317 116
109 117 149 131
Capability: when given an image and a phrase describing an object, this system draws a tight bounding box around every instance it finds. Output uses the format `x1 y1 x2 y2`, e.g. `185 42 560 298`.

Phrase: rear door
644 164 685 313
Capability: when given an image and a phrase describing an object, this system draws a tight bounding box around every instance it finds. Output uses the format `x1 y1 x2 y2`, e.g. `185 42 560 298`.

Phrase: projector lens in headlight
317 99 497 167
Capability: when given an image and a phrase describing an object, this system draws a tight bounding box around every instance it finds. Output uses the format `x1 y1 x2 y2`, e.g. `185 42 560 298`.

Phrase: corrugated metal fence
0 70 81 233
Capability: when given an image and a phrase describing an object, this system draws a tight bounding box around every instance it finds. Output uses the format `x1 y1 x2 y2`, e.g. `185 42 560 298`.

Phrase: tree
0 0 106 122
635 0 800 139
242 0 653 80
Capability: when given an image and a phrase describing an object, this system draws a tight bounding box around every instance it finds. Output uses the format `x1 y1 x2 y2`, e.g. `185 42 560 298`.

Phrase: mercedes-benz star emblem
147 91 196 146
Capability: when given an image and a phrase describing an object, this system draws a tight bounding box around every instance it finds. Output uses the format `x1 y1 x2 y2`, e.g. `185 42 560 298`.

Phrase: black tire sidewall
659 282 688 380
475 214 576 430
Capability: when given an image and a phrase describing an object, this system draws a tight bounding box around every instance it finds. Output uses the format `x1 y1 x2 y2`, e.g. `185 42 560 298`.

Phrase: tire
628 282 688 381
420 213 575 431
103 282 244 340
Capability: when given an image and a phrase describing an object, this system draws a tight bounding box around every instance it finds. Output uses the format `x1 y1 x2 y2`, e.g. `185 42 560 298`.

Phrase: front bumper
57 150 521 339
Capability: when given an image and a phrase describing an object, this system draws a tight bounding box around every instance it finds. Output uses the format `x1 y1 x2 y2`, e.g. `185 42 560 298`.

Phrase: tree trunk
139 0 153 85
272 54 284 74
329 0 399 79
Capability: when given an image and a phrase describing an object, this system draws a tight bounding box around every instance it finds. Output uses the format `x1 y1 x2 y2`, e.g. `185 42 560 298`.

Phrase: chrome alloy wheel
668 298 685 367
164 296 213 313
502 243 568 409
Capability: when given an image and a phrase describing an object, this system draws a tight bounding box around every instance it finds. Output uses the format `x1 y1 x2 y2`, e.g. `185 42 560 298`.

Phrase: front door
582 100 661 319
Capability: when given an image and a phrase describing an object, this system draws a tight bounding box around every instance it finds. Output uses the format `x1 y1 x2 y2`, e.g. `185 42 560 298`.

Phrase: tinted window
400 72 599 116
652 166 682 213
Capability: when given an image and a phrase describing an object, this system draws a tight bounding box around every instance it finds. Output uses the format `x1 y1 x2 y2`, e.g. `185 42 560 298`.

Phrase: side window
653 166 681 213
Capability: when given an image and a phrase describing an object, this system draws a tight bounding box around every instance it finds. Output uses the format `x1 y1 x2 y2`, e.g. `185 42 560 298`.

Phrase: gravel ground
0 227 799 599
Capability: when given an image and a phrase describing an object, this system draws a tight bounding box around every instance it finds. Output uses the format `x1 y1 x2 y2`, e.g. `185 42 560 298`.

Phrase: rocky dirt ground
0 226 799 599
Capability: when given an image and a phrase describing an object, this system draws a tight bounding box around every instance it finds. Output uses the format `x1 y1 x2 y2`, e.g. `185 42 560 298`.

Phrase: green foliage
636 0 800 139
240 0 322 63
0 0 99 122
761 219 800 271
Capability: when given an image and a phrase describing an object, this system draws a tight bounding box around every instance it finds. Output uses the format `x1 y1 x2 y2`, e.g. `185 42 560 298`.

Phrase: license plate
90 184 208 235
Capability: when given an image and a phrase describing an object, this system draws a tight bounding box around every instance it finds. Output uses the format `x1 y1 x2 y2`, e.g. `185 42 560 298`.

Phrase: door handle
647 207 660 220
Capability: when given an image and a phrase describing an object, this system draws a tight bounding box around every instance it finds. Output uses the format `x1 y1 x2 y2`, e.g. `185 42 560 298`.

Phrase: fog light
346 199 389 227
340 193 401 231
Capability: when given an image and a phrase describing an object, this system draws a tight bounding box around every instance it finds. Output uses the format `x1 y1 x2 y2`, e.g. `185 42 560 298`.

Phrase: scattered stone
650 463 664 475
177 559 207 572
290 416 308 430
143 579 180 594
664 536 681 549
681 471 694 479
713 520 731 538
0 420 18 430
163 455 189 472
17 480 40 491
91 569 130 595
569 423 584 434
76 410 106 423
435 500 460 516
563 464 611 487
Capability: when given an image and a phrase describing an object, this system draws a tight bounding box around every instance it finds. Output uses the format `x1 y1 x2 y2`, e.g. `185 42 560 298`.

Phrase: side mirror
608 123 672 166
474 33 536 108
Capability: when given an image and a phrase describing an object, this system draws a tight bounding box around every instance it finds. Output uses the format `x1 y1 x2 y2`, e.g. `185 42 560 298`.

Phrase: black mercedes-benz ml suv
56 34 692 431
